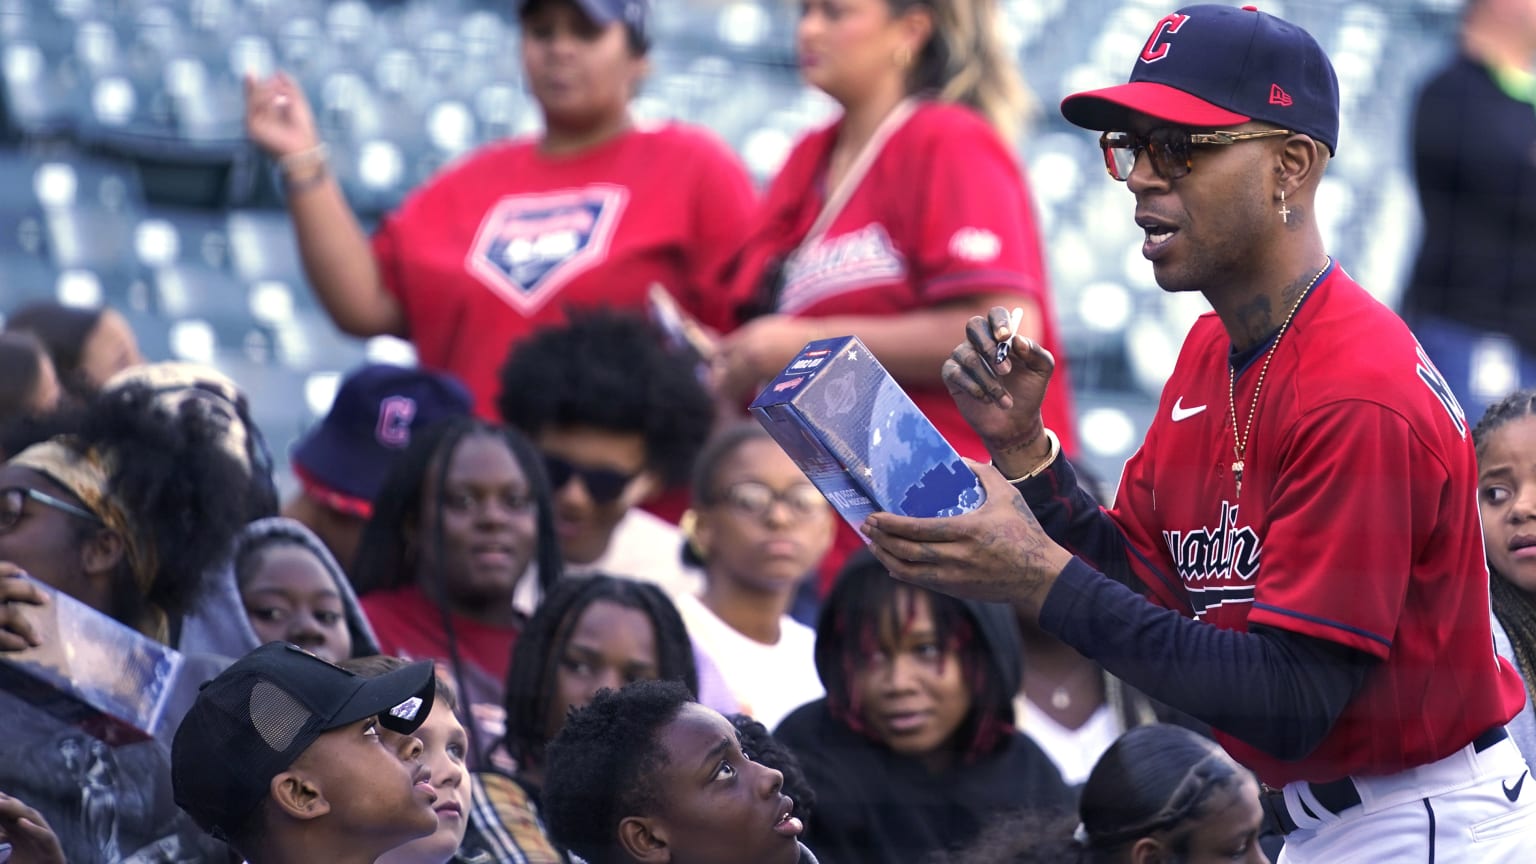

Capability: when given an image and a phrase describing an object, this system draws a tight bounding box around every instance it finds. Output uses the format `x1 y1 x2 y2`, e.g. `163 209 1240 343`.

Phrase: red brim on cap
1061 81 1250 131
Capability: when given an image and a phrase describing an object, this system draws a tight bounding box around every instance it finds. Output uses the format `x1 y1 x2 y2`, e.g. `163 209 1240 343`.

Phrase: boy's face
290 716 439 846
636 703 803 864
378 699 472 864
537 425 656 566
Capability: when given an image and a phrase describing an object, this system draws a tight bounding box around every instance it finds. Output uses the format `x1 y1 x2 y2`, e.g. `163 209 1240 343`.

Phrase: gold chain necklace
1227 260 1329 498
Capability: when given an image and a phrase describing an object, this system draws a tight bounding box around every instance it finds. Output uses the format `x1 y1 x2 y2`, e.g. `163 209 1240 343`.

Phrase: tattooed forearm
1003 496 1060 609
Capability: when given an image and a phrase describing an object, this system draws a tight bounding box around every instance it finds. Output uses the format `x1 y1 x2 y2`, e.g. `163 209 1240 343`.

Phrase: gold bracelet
278 143 328 177
995 428 1060 484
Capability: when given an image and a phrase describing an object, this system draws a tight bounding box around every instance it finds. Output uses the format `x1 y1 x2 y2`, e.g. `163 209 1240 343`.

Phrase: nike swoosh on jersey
1505 770 1528 802
1171 398 1208 422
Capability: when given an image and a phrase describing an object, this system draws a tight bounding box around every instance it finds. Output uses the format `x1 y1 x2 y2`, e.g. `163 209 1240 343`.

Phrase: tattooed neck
1229 266 1322 351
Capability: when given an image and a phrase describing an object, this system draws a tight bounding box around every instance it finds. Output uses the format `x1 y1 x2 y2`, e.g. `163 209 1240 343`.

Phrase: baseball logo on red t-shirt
466 186 630 313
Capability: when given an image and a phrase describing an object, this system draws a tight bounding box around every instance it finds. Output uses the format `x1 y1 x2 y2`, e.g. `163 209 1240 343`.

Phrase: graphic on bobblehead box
750 336 985 534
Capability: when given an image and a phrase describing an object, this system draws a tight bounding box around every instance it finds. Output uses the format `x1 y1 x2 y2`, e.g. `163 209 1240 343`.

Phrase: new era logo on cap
1269 84 1292 106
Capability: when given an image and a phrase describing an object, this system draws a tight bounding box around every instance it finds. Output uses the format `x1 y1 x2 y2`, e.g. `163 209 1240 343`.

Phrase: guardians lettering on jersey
779 223 904 313
466 185 629 314
1415 341 1469 438
1163 501 1260 618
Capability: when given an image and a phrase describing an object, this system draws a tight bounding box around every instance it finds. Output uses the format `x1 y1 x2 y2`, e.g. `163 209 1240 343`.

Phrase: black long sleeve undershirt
1017 456 1376 762
1040 558 1374 761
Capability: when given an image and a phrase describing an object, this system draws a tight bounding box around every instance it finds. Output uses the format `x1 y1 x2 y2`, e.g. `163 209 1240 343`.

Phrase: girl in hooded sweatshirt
774 549 1072 862
233 516 381 663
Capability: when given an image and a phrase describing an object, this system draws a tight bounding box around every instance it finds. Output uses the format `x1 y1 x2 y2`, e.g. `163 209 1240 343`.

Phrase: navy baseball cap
172 642 436 840
518 0 650 47
1061 4 1340 154
291 364 472 517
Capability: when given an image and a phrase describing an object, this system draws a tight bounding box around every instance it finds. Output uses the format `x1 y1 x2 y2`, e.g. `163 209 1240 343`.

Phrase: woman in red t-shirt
715 0 1078 588
245 0 756 418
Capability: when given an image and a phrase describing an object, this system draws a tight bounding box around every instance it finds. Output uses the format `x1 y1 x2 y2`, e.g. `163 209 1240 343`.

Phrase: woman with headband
0 382 254 863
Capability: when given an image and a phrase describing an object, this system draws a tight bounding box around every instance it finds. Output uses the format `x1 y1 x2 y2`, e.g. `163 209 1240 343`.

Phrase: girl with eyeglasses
673 423 834 730
354 416 564 770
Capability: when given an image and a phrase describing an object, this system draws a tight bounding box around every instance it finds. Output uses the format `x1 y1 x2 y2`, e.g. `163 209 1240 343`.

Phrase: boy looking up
171 642 442 863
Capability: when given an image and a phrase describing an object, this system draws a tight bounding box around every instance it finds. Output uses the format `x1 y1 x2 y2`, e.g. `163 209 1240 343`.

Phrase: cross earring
1278 189 1291 223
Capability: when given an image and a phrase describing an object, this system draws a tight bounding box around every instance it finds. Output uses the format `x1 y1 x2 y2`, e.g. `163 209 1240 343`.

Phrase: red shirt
728 101 1078 459
373 123 757 417
1109 265 1524 786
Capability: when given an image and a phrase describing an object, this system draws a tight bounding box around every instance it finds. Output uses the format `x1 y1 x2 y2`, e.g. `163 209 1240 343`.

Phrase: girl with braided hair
941 724 1266 864
463 574 699 863
1472 388 1536 764
354 417 564 771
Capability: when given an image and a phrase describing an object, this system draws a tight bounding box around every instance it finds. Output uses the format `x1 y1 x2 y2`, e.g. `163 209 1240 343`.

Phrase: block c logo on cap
1140 12 1191 63
376 396 418 449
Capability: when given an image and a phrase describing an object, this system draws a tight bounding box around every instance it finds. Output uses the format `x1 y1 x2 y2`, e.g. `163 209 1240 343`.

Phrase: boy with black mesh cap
171 641 443 863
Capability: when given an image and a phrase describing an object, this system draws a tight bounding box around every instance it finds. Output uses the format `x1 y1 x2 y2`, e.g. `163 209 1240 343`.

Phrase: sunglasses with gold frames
1099 128 1294 181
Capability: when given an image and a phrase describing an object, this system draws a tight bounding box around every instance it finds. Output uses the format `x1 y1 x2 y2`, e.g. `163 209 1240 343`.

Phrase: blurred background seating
0 0 1463 493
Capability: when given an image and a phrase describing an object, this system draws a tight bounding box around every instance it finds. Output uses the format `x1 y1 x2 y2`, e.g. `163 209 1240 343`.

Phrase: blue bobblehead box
749 336 986 535
0 575 184 745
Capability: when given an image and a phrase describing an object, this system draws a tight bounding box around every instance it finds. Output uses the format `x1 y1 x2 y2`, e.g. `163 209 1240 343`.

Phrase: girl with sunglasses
674 423 833 730
354 417 564 770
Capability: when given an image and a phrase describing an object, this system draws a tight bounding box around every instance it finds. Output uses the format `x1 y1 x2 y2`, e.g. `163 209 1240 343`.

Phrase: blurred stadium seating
0 0 1462 495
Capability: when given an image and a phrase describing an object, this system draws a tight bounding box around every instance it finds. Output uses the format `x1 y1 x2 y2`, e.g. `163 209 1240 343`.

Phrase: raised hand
943 306 1057 476
244 71 321 160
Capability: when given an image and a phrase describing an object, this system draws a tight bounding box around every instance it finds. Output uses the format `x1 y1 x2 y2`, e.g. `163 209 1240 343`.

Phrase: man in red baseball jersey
862 5 1536 861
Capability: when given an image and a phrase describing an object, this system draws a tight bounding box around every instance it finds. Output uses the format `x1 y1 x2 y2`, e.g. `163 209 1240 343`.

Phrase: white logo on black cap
390 697 424 722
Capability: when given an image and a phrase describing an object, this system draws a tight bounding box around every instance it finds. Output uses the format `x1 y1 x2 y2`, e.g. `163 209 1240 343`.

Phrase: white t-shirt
674 592 823 730
515 508 703 613
1014 696 1123 787
568 508 701 596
